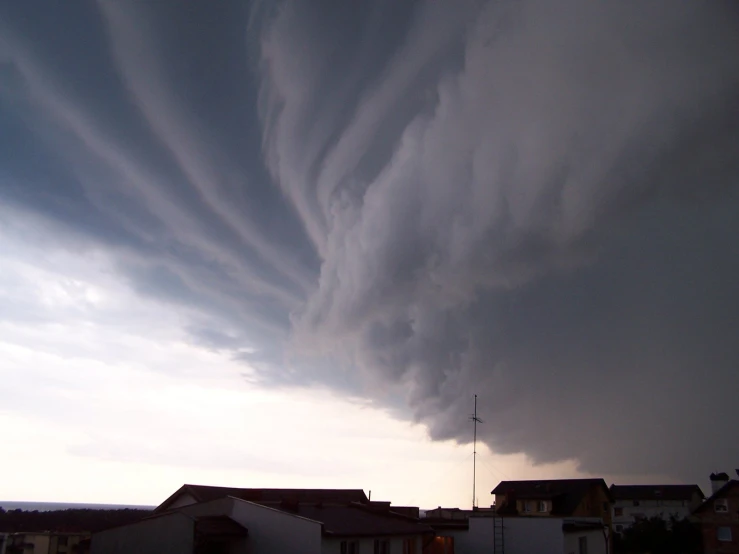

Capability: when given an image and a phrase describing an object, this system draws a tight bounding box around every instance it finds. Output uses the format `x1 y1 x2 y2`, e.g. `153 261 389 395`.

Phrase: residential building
491 479 613 524
693 472 739 554
92 485 434 554
3 532 90 554
437 511 609 554
424 479 612 554
154 484 370 514
610 484 704 532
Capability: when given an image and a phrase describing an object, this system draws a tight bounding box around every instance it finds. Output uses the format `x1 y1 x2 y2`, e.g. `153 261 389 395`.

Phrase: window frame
717 527 732 542
537 500 547 513
341 540 360 554
521 501 532 513
374 539 390 554
715 499 729 513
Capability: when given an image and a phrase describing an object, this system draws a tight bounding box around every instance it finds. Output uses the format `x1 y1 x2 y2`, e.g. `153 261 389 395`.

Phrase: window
715 499 729 513
341 541 360 554
402 538 417 554
58 537 68 546
632 500 640 507
538 501 547 512
717 527 732 542
615 525 624 534
614 507 623 517
578 536 588 554
521 501 532 513
374 539 390 554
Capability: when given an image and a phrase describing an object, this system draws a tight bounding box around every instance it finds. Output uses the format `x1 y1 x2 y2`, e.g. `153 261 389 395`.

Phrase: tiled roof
609 484 704 502
693 480 739 514
280 503 433 537
491 479 611 516
155 485 369 513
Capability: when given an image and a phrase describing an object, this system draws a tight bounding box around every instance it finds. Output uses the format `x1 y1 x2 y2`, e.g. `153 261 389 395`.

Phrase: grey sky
1 0 738 488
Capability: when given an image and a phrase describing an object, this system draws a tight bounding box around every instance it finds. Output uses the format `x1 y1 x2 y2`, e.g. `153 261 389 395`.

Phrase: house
693 471 739 554
424 479 612 554
609 484 704 532
92 485 434 554
491 479 613 523
3 531 90 554
492 479 613 554
437 511 610 554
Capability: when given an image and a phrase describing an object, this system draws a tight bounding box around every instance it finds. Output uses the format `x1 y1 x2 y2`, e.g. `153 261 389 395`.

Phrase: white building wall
445 516 607 554
91 511 195 554
180 496 324 554
499 517 566 554
231 498 323 554
613 499 692 529
563 530 607 554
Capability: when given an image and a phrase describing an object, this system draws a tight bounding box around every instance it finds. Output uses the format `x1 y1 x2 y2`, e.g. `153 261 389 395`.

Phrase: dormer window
538 501 547 512
715 499 728 513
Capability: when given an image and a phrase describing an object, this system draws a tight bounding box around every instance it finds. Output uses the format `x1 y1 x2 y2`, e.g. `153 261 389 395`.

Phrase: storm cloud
2 0 738 481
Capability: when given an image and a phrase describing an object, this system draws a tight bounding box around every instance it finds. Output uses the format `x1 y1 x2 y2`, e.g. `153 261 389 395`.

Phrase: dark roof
562 521 606 533
491 479 611 516
279 503 433 537
155 485 369 513
693 480 739 515
609 485 704 502
424 518 469 532
710 472 730 481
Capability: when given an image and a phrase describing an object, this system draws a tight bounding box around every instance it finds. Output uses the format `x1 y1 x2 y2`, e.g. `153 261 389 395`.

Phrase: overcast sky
1 0 738 508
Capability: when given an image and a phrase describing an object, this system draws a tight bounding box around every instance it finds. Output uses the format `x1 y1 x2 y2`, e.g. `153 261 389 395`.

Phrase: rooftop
156 485 369 513
270 502 433 537
610 484 704 502
491 479 611 516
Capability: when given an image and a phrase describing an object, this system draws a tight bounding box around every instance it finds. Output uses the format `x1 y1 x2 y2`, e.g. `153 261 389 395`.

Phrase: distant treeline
0 507 152 533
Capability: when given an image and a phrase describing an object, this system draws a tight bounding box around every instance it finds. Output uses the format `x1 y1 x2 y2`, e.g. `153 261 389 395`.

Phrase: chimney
710 472 730 495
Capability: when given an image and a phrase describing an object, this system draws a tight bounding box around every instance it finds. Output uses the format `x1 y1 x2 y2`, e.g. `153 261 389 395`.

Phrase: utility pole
470 394 483 510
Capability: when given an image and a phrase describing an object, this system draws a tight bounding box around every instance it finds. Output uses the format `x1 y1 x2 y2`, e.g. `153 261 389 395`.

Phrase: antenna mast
470 394 483 509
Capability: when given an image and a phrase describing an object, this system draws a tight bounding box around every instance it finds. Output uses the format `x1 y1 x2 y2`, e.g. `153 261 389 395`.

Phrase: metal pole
470 394 482 510
473 395 477 509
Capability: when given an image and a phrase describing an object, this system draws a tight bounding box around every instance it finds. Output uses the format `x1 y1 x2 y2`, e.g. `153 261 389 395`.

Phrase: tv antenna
470 394 483 509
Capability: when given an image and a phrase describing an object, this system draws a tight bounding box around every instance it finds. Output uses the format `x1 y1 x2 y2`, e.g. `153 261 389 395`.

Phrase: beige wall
573 485 612 525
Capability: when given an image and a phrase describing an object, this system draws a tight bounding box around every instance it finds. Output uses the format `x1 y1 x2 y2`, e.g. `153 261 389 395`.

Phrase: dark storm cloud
2 0 738 481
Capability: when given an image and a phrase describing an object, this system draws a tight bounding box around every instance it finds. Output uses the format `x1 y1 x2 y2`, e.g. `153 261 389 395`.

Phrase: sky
1 0 738 509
